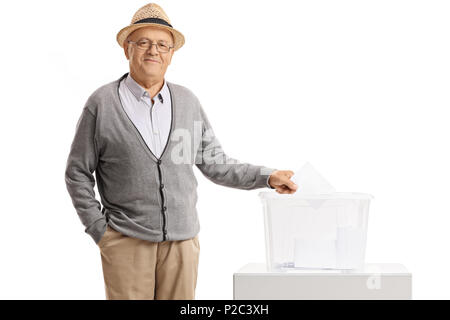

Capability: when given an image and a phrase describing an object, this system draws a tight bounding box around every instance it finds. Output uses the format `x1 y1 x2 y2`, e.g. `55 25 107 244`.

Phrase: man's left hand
268 170 298 194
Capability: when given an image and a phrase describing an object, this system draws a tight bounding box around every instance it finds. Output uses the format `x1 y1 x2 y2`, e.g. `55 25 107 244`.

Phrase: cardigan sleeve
64 106 107 244
195 102 277 190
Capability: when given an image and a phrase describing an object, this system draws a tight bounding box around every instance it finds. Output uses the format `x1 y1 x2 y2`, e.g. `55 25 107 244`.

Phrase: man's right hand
268 170 298 194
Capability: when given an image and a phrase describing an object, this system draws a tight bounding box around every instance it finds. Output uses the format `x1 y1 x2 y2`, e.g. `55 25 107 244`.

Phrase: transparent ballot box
259 192 373 271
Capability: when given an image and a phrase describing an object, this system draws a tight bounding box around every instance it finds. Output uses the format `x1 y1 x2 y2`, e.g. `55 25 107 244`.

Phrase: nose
147 43 159 55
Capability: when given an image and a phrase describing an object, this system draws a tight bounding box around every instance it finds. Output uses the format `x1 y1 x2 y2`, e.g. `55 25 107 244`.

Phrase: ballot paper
291 162 336 194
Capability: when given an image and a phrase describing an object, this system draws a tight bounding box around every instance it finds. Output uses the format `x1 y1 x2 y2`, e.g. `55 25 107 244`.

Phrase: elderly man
65 3 297 300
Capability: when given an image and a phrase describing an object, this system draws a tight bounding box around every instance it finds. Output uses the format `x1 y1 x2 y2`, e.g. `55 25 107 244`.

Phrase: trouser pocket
97 225 113 248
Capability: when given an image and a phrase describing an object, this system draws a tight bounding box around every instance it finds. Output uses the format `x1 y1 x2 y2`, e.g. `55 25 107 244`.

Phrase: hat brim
116 23 185 51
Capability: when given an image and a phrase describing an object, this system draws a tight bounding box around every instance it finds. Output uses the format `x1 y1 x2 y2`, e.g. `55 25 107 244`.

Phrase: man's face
124 26 174 80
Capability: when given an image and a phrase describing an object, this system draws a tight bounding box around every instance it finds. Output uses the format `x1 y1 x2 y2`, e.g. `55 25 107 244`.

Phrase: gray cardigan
65 73 277 244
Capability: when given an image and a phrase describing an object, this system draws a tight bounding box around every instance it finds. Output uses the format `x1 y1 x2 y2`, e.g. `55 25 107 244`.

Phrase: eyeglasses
127 39 174 53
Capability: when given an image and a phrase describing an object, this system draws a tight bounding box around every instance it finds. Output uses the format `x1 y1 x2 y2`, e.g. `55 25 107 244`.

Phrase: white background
0 0 449 299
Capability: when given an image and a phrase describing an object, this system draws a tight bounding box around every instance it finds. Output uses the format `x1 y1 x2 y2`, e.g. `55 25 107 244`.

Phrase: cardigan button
157 159 162 164
160 184 164 189
163 206 167 211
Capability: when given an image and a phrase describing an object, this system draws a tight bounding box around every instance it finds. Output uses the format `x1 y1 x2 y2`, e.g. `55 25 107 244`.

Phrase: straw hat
116 3 185 51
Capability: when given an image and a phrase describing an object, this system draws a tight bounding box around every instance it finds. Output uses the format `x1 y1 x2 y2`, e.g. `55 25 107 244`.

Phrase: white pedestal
233 263 412 300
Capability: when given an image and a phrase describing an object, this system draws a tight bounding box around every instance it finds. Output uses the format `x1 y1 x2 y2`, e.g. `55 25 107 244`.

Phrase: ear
124 42 130 60
167 49 174 65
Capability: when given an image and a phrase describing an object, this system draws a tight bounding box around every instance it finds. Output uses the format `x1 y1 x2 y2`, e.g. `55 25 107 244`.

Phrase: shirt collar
124 73 168 104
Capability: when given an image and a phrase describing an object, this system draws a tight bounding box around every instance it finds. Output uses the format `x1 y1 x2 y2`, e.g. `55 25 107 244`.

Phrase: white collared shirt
118 73 172 159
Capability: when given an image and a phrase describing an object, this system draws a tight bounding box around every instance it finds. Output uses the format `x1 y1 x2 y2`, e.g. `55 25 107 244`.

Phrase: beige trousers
97 225 200 300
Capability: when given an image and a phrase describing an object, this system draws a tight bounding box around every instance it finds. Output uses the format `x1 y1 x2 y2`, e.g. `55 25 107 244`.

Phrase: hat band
133 17 173 28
